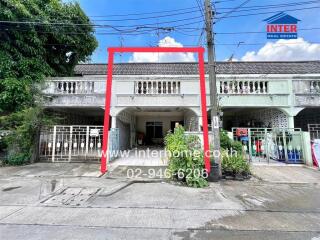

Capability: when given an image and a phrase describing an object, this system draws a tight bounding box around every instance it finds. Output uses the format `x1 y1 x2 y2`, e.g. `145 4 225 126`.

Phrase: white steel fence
308 124 320 140
39 125 120 162
232 128 304 164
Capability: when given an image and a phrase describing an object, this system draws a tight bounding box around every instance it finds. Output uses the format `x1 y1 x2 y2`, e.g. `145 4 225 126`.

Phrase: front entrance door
146 122 163 145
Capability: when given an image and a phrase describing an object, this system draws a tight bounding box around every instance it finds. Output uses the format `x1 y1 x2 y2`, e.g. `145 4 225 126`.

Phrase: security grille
232 128 304 164
308 124 320 140
39 125 105 162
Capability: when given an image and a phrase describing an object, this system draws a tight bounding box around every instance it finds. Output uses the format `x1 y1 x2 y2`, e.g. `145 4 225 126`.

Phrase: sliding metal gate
232 128 305 164
39 125 119 162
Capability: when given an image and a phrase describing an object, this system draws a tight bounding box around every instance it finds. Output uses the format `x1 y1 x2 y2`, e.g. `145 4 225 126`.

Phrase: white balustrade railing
134 80 181 95
46 79 274 96
219 80 269 94
52 81 95 94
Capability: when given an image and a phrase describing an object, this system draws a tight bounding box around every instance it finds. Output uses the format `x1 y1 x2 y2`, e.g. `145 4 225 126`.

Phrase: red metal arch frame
101 47 210 174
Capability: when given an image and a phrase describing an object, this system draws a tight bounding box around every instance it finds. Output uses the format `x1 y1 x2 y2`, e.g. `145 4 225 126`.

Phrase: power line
6 24 320 37
0 25 202 36
195 0 207 47
215 41 320 45
18 40 320 48
0 15 204 29
2 3 319 35
216 0 320 14
196 0 206 19
215 5 320 20
216 27 320 35
214 0 240 4
215 0 251 23
217 0 320 10
88 6 199 17
78 9 201 22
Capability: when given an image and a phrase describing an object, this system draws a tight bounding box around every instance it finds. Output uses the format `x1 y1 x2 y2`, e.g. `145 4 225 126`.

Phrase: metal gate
39 125 119 162
308 124 320 140
232 128 305 164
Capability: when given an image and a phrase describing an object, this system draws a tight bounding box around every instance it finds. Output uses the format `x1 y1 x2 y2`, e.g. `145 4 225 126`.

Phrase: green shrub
0 107 56 165
231 141 243 154
221 152 250 176
220 130 232 149
5 153 30 166
220 130 243 154
165 126 208 188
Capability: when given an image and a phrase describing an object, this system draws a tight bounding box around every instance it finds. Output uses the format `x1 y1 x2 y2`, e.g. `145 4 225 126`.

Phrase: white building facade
40 61 320 163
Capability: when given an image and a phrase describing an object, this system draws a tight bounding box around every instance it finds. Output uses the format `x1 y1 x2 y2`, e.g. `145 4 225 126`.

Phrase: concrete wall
223 108 291 129
117 119 130 150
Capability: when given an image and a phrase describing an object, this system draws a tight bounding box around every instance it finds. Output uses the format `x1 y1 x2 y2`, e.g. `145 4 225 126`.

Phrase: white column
198 116 202 132
288 116 295 129
111 116 117 129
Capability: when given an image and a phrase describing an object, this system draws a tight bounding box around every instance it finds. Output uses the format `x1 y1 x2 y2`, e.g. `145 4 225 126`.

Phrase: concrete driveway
0 162 102 178
252 165 320 184
0 163 319 240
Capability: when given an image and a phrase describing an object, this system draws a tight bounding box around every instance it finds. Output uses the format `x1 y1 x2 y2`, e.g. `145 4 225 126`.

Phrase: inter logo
264 12 300 39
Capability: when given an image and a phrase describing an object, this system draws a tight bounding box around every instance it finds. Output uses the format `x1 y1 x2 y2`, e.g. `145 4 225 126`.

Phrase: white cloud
129 36 196 62
241 38 320 61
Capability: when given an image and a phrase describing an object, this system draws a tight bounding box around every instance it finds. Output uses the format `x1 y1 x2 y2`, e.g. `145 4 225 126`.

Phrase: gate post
248 128 252 162
302 131 312 166
283 129 289 163
52 126 56 163
85 126 89 159
68 126 73 162
265 129 270 164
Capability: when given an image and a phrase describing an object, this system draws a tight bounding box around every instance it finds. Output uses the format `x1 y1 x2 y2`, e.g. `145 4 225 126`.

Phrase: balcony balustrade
219 80 269 94
42 76 300 108
51 80 95 94
134 80 181 95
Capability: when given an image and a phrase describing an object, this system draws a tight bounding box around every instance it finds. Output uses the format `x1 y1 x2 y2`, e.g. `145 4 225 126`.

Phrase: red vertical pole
100 49 114 174
198 49 211 173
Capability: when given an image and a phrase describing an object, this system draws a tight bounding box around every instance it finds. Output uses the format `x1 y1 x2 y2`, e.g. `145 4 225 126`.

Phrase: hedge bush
221 151 251 177
165 126 208 188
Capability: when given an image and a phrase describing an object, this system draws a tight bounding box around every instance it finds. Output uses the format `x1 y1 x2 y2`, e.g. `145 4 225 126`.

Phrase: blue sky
68 0 320 63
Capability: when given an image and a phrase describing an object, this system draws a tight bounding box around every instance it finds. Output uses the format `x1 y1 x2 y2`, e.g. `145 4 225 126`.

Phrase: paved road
0 163 319 240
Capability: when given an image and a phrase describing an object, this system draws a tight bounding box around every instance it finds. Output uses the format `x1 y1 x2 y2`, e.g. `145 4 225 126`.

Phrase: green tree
0 0 97 164
0 0 97 112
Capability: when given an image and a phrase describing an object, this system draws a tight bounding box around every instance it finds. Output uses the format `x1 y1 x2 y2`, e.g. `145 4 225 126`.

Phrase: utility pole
204 0 221 176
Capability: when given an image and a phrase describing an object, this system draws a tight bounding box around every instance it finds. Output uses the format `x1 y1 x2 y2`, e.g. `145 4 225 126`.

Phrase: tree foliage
0 0 97 164
0 0 98 112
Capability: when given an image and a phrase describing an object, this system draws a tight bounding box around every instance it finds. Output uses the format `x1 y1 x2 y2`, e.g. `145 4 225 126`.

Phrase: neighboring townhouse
39 61 320 164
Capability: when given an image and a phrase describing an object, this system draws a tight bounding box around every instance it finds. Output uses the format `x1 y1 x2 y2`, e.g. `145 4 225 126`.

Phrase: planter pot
235 173 244 181
207 163 220 182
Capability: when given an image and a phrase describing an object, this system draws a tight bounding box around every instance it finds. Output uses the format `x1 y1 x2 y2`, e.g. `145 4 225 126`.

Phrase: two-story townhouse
40 61 320 163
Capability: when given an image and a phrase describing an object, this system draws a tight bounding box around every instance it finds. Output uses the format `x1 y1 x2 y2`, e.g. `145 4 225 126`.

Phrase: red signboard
236 128 248 137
